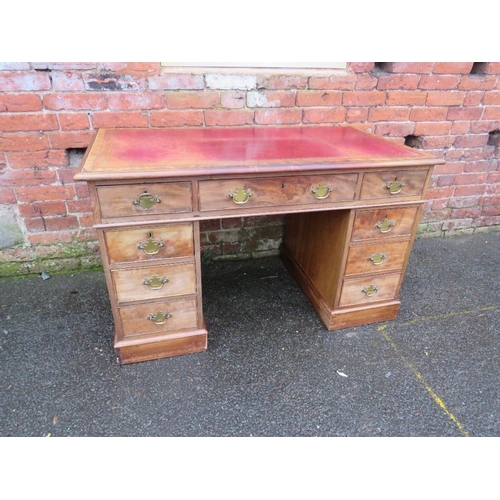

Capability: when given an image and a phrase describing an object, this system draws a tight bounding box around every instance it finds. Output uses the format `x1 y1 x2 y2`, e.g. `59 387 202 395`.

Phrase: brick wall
0 62 499 277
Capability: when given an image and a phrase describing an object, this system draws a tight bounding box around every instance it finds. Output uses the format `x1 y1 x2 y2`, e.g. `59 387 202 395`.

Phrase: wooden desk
75 126 444 364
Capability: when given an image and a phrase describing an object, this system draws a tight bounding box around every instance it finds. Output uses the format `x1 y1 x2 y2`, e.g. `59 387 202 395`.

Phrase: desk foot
114 328 208 364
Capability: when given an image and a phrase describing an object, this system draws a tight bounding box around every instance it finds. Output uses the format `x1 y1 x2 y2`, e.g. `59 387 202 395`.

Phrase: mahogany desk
74 126 444 364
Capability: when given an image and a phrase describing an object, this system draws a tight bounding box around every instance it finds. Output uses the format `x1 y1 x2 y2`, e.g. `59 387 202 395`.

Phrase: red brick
44 93 107 111
57 166 80 184
483 107 500 120
77 213 94 228
25 215 79 232
117 63 161 75
433 62 474 74
479 63 500 74
165 91 219 109
7 149 68 168
469 120 500 133
433 162 464 175
354 74 377 90
368 107 409 121
435 174 456 187
0 72 51 91
18 201 67 217
16 184 75 203
32 62 96 71
1 168 56 187
451 207 482 218
464 160 497 172
66 199 92 213
454 135 490 148
426 91 465 106
148 74 204 90
247 91 296 108
458 75 497 90
0 187 16 203
256 75 307 90
28 231 73 245
454 172 487 185
92 111 149 128
410 107 448 121
48 131 95 149
107 92 165 110
483 92 500 105
447 107 483 120
450 121 470 134
296 91 342 107
220 92 246 109
0 132 50 151
380 63 433 74
342 91 385 106
0 113 59 131
454 185 485 197
349 62 375 72
432 198 449 210
464 91 484 106
83 73 146 92
74 183 90 198
0 94 43 112
374 122 415 137
414 122 452 135
481 205 500 216
486 172 500 183
51 72 85 91
59 113 91 130
421 136 455 148
462 148 494 161
302 108 346 124
150 110 204 127
308 74 355 90
255 108 302 125
376 74 420 90
386 91 427 106
346 108 368 123
419 75 460 90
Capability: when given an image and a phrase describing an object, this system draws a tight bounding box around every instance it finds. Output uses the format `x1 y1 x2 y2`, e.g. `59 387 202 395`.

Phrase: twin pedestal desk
74 126 444 364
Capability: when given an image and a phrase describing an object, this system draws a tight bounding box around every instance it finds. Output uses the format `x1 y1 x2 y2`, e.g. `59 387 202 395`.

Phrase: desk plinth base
281 245 400 331
114 328 208 365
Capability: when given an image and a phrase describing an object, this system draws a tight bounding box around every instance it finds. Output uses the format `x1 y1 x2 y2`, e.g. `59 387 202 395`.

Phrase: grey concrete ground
1 232 499 437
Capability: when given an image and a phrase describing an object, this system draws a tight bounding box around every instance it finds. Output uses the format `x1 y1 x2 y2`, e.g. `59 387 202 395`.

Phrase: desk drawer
360 169 428 200
119 297 198 339
345 240 409 276
199 173 358 211
112 262 196 302
351 206 419 242
97 182 192 218
104 223 194 264
339 273 401 307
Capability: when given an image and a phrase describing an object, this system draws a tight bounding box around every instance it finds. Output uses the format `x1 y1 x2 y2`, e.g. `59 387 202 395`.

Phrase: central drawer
111 262 196 302
198 173 358 211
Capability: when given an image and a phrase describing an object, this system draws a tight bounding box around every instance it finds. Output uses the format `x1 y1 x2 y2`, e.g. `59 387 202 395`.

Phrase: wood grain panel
339 273 401 307
104 224 194 263
118 297 198 339
345 240 409 276
360 169 429 200
199 173 358 211
111 262 196 302
97 182 192 218
351 206 419 242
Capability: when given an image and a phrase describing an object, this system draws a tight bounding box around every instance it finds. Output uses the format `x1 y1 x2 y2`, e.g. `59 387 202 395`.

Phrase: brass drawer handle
385 178 405 195
368 252 387 265
132 191 161 210
362 284 379 297
137 232 165 255
228 187 252 205
375 216 395 233
143 275 169 290
147 311 172 325
310 184 333 200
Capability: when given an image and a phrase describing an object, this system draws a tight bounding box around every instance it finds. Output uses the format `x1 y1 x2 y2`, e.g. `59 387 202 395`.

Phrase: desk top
75 126 443 181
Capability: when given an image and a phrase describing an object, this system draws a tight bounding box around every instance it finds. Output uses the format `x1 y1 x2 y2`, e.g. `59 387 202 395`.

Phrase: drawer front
199 173 358 211
104 224 194 264
112 262 196 302
360 169 428 200
339 273 401 307
345 240 409 276
119 297 198 339
351 206 419 242
97 182 192 218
